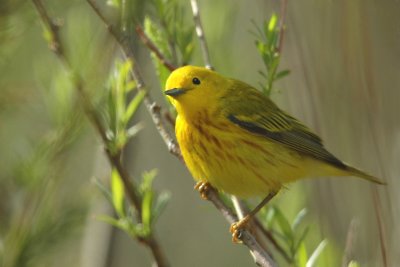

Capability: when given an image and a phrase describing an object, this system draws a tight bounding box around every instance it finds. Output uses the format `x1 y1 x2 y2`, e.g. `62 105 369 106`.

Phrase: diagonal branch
135 25 177 72
203 187 277 267
31 1 169 266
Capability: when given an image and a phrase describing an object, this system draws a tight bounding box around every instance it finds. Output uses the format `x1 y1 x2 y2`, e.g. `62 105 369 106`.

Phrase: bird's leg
230 192 277 243
194 181 212 200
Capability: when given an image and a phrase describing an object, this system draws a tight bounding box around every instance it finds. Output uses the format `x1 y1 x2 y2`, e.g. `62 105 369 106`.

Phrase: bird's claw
194 181 211 200
230 215 250 243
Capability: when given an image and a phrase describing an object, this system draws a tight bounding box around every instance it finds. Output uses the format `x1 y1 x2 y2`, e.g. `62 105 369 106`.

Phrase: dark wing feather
222 80 346 168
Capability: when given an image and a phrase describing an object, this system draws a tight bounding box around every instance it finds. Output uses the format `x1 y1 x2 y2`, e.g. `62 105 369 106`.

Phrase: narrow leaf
267 14 278 37
96 215 122 229
123 90 146 126
272 206 293 240
294 226 310 254
152 191 171 223
296 242 308 267
126 122 145 140
141 189 154 235
292 208 307 230
111 168 125 218
348 261 360 267
276 69 291 81
93 178 112 203
306 239 328 267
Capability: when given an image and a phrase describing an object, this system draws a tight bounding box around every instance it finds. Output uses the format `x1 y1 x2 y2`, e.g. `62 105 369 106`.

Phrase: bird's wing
222 81 345 168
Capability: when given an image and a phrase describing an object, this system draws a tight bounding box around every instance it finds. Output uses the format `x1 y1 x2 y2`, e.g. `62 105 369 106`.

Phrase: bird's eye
192 77 201 85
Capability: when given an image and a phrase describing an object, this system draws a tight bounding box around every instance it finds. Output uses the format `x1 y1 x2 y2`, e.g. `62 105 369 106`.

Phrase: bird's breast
174 112 308 197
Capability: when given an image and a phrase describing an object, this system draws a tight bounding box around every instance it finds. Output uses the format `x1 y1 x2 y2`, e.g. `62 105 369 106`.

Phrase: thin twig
342 219 358 267
86 1 277 266
232 197 291 263
232 197 276 264
277 0 288 53
190 0 213 70
372 189 388 267
31 1 169 266
135 25 177 72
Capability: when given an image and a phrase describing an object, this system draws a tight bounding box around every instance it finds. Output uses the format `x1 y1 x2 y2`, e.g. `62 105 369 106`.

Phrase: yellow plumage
165 66 383 198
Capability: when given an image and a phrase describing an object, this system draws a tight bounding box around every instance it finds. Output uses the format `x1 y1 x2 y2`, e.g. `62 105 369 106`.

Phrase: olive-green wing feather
222 80 346 168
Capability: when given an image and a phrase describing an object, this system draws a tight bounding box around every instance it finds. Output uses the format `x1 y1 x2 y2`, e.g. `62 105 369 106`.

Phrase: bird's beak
165 88 187 97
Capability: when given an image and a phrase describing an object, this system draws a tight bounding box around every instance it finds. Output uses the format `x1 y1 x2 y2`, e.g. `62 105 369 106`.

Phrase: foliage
101 59 145 155
262 207 327 266
252 14 290 96
0 65 88 267
97 169 170 239
143 0 195 88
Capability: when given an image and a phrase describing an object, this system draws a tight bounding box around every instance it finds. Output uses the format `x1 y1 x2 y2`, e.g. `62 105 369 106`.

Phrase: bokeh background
1 0 398 266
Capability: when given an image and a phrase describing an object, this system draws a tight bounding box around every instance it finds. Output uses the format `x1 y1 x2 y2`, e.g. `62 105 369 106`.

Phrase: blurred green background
1 0 398 266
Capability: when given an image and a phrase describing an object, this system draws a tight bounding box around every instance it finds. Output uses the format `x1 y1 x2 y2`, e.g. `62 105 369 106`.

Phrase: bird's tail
344 165 386 185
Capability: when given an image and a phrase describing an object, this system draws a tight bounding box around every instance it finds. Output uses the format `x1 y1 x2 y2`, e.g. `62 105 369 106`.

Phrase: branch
135 25 177 72
232 197 291 263
203 187 277 267
190 0 213 70
277 0 288 53
31 1 169 266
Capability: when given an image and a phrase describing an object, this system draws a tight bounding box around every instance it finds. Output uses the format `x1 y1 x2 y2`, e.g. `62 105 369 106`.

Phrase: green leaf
276 69 290 81
263 206 276 228
139 169 158 236
267 13 278 40
93 178 112 203
126 122 145 140
152 191 171 223
269 14 278 31
123 90 146 126
272 206 293 240
107 83 117 136
250 19 264 41
111 168 125 218
296 242 308 267
292 208 307 230
294 226 310 254
106 0 121 8
348 261 360 267
306 239 327 267
140 169 158 193
96 215 122 229
141 189 154 235
125 80 136 93
96 215 137 237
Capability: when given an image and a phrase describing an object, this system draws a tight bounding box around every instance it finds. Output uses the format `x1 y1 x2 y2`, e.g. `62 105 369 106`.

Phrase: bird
164 65 384 242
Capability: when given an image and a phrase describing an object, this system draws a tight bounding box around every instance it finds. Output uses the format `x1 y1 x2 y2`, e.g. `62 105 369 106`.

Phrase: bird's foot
230 215 251 243
194 181 211 200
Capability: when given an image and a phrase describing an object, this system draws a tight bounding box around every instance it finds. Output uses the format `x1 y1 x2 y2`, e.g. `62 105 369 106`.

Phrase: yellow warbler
165 65 383 239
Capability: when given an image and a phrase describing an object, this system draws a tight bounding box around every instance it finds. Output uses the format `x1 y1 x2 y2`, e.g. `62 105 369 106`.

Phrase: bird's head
165 65 228 119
